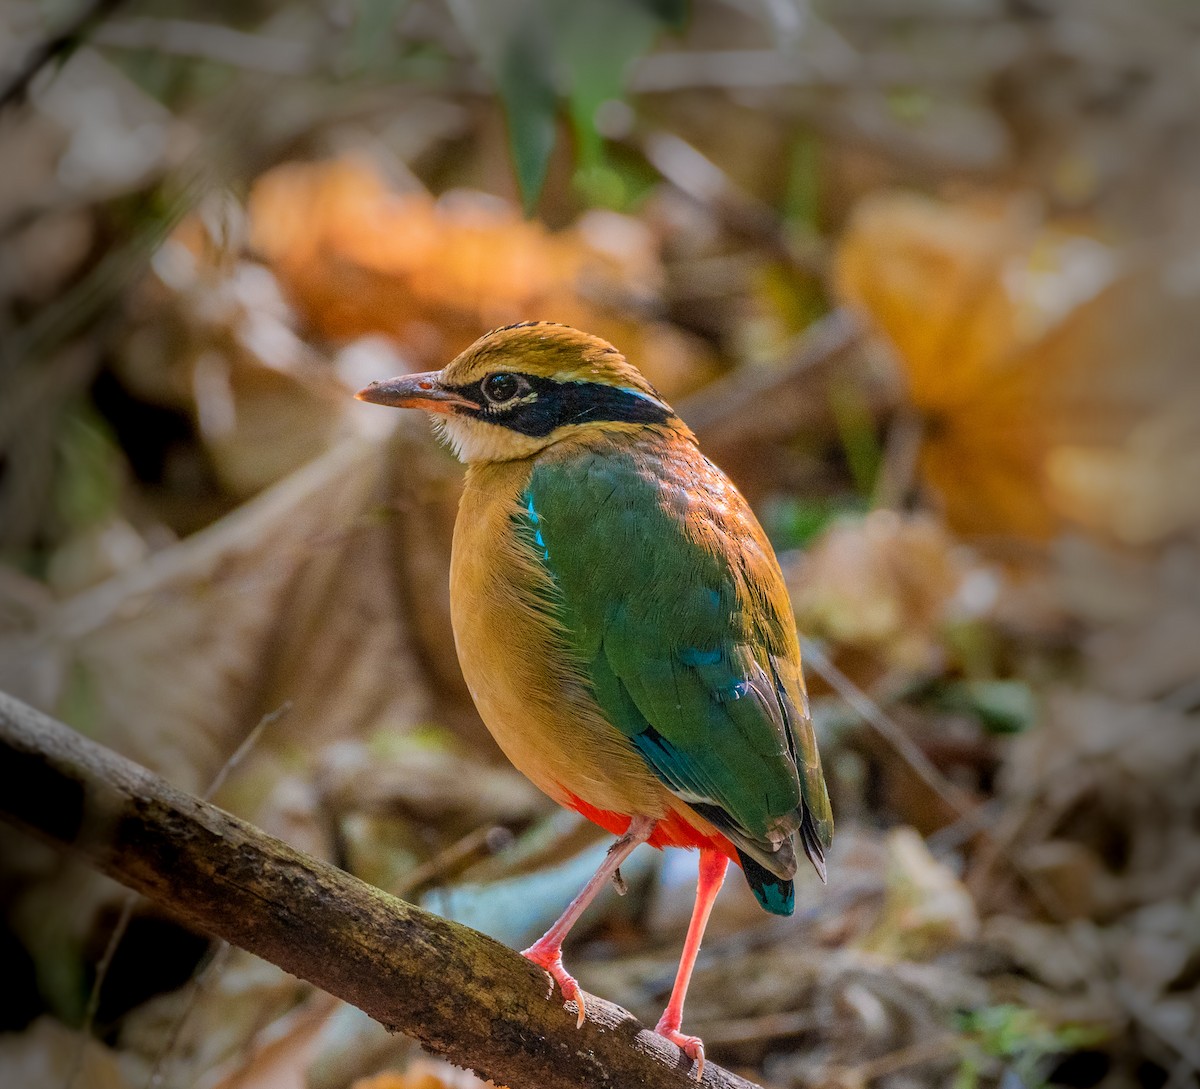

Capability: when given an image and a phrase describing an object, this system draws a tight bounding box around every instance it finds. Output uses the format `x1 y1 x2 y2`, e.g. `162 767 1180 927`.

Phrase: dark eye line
441 374 674 434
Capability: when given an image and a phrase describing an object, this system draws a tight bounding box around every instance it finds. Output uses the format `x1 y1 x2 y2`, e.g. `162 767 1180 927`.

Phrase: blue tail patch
736 849 795 916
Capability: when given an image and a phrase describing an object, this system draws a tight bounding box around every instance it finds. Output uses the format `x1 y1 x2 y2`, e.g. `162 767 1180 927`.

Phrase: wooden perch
0 691 763 1089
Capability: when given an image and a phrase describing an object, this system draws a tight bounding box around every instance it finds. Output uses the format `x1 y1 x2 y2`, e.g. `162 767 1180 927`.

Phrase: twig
872 406 926 511
690 1010 816 1049
801 639 974 820
641 131 826 277
204 701 292 800
0 690 762 1089
841 1033 959 1084
64 895 137 1089
394 824 514 900
94 18 312 76
0 0 130 111
1115 982 1200 1083
145 942 232 1089
679 308 879 451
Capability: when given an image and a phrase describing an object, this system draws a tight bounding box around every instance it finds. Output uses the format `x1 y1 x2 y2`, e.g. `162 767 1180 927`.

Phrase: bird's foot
655 1015 706 1081
521 941 587 1028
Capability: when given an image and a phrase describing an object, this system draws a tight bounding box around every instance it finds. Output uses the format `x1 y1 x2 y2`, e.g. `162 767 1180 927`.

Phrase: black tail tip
800 811 828 884
736 849 795 916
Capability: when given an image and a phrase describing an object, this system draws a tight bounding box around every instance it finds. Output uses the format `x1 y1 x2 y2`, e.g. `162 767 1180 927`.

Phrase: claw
521 944 587 1028
656 1019 706 1080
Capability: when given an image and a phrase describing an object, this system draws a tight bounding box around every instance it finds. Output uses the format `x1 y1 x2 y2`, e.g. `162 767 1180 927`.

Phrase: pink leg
655 848 728 1080
522 815 655 1027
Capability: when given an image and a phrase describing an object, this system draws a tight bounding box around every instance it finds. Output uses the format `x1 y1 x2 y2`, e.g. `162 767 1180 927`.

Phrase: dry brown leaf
2 428 447 803
835 191 1193 542
860 827 979 961
788 510 995 686
246 157 712 394
990 688 1200 918
118 198 347 502
835 193 1068 538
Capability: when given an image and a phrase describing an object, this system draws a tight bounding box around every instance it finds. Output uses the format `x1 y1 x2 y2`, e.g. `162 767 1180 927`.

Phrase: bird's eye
482 372 522 404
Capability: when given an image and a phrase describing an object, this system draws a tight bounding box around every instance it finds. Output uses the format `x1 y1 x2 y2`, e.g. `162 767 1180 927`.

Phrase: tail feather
690 799 828 913
736 849 795 915
799 806 828 884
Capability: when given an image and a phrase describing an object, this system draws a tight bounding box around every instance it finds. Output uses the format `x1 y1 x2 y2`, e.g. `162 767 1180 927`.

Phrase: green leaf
953 1002 1107 1089
53 402 122 533
939 679 1038 735
449 0 687 213
447 0 558 212
560 2 661 164
763 495 867 551
497 28 559 214
783 131 821 230
828 379 883 497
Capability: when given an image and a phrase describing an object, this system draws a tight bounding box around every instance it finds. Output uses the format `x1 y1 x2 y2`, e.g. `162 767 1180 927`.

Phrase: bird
356 322 831 1077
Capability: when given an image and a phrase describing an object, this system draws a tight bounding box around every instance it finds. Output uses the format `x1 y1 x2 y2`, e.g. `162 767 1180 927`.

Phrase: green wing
524 442 831 882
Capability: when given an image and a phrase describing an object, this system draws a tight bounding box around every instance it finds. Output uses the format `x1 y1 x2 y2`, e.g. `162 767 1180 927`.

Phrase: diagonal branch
0 690 761 1089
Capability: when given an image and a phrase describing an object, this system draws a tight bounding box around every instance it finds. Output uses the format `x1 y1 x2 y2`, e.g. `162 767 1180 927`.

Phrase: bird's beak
354 372 475 415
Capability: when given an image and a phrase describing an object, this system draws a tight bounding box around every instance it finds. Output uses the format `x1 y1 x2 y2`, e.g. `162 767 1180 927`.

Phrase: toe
655 1022 706 1080
521 947 587 1027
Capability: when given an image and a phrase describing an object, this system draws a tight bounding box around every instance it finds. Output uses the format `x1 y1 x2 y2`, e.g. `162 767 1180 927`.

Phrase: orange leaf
246 157 712 394
834 192 1151 540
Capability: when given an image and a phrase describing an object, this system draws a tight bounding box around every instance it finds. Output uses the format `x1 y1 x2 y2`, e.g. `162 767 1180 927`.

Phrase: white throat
433 415 550 464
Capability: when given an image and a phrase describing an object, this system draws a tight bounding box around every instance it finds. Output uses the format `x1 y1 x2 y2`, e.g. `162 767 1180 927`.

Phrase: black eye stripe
445 375 672 436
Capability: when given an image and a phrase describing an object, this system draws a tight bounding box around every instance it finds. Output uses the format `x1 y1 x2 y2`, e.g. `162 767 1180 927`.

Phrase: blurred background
0 1 1197 1087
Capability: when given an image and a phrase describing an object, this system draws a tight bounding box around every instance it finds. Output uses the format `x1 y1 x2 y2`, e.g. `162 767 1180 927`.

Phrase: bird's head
355 322 688 464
